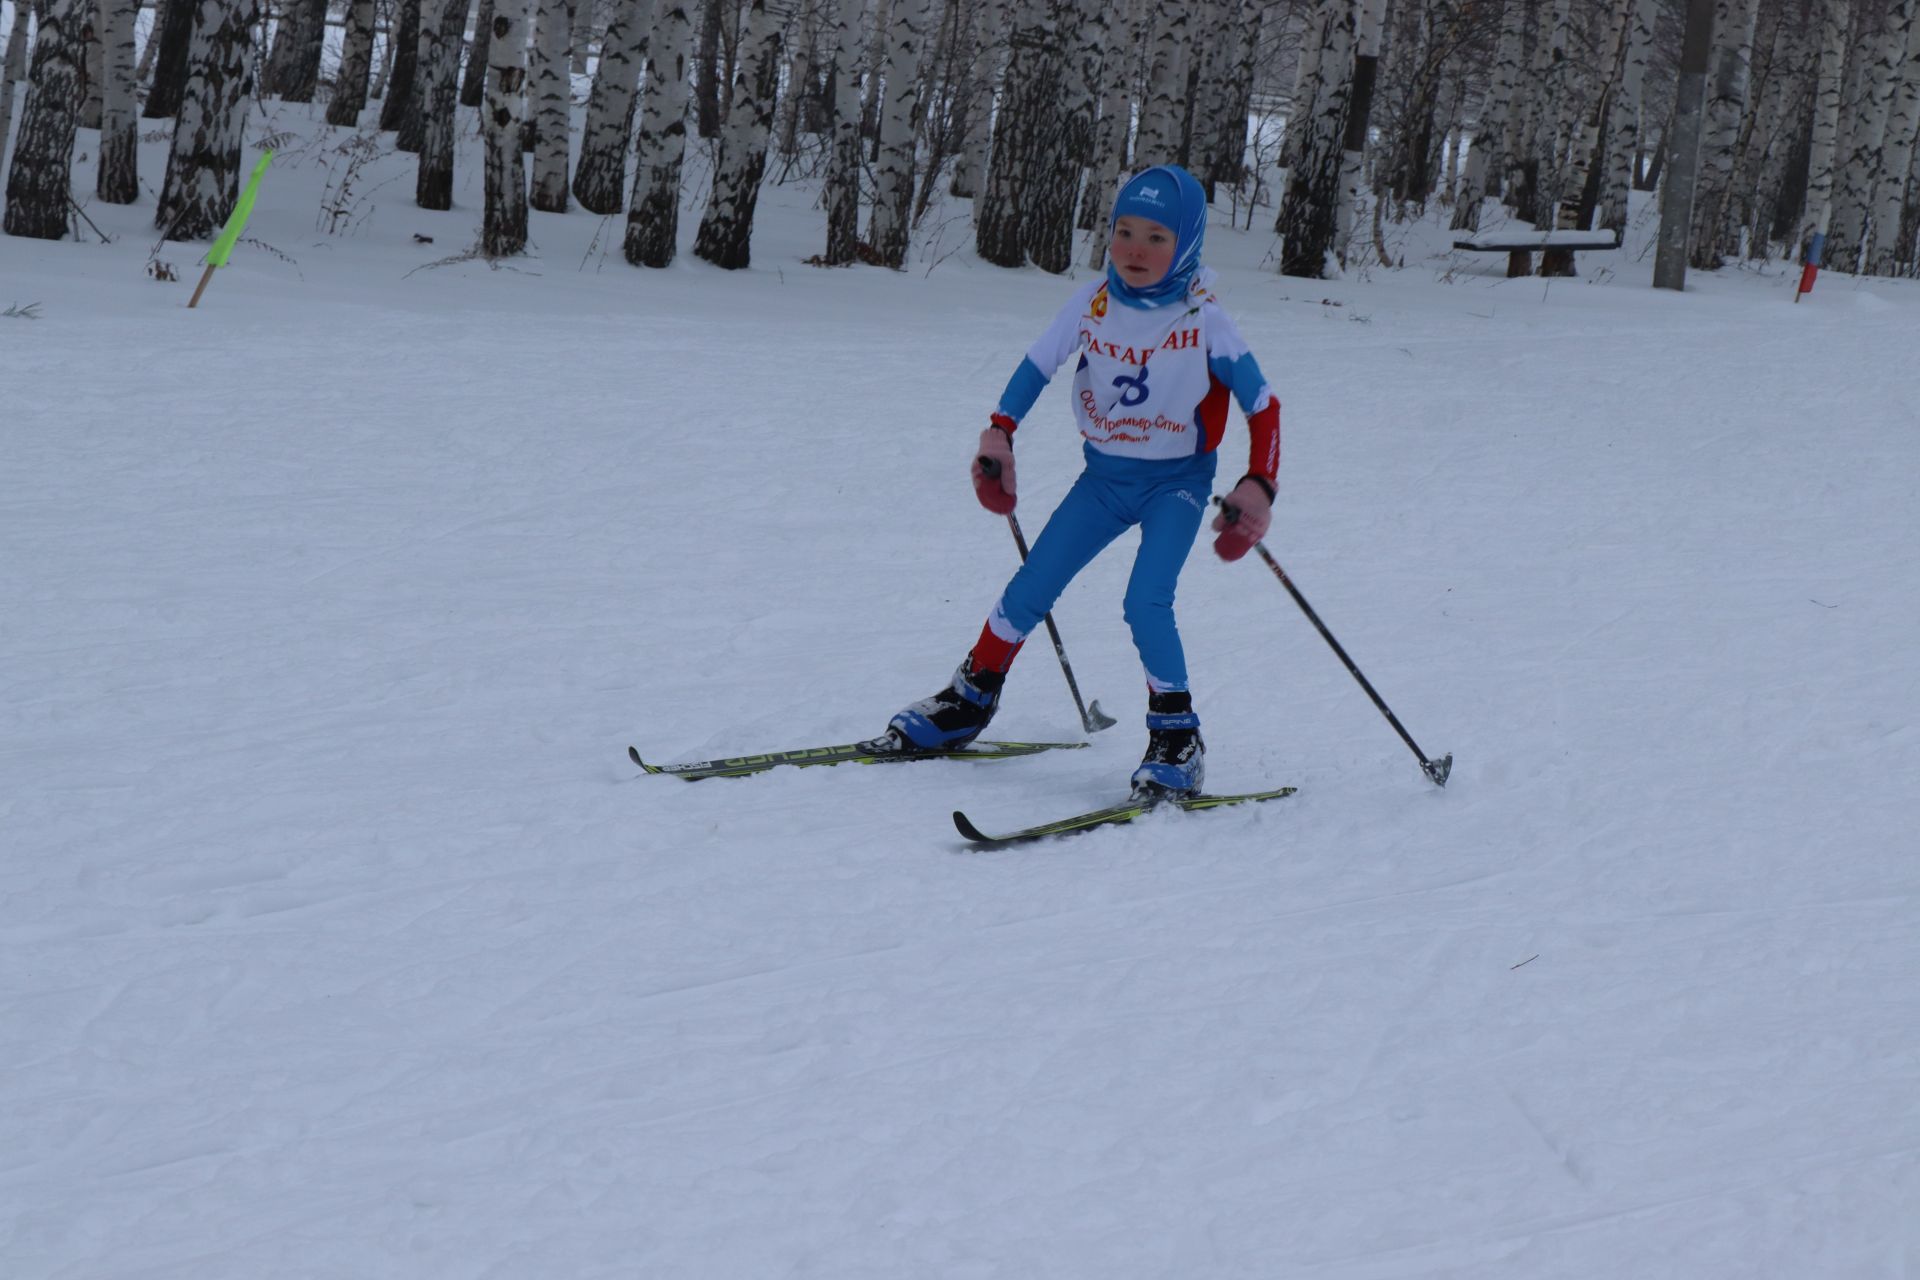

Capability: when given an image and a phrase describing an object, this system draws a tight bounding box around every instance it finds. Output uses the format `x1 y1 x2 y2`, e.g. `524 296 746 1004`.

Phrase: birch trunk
572 0 655 213
1082 0 1141 253
327 0 379 125
97 0 138 201
1686 0 1757 267
821 0 864 263
1333 0 1386 267
5 0 83 239
975 0 1058 268
153 0 261 242
4 1 30 82
1728 5 1790 254
141 0 195 117
80 5 102 131
623 0 694 266
415 0 471 208
528 0 571 208
571 0 593 73
692 0 780 267
1018 0 1101 272
1276 0 1354 278
483 0 530 254
1532 0 1631 271
1598 0 1658 233
694 0 719 135
0 2 31 177
1451 0 1524 230
1280 5 1325 172
462 0 495 104
269 0 327 100
773 2 812 157
865 0 937 268
1824 0 1904 271
1201 0 1258 196
950 0 1006 197
1797 0 1850 253
1131 0 1189 167
378 0 422 132
1518 0 1572 228
1867 4 1920 273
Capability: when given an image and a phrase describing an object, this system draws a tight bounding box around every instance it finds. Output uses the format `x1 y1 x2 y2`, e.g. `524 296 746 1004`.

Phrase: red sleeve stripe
1246 398 1280 483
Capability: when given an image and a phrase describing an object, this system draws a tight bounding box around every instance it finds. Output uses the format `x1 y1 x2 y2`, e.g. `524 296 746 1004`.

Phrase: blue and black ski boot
888 661 1005 751
1130 691 1205 799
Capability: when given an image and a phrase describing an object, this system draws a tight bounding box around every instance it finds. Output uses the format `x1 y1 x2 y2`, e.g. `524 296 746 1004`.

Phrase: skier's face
1110 216 1177 288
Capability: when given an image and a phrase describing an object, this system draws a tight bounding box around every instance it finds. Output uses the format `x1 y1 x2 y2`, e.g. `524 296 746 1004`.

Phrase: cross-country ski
629 737 1085 780
953 786 1298 847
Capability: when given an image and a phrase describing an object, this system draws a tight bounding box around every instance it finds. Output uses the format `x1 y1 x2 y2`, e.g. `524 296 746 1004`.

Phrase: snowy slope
3 101 1919 1278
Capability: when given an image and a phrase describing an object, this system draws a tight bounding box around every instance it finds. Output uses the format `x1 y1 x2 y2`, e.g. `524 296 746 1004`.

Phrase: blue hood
1106 164 1208 310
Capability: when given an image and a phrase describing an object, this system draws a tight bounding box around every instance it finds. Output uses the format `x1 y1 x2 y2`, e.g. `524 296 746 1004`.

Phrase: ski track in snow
4 99 1919 1277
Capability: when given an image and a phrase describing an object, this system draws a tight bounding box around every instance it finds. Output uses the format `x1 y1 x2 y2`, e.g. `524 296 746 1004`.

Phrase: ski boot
887 660 1005 752
1130 691 1205 800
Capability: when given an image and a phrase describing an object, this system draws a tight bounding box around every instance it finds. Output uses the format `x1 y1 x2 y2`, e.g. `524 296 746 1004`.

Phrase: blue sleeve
1206 350 1274 417
995 357 1052 422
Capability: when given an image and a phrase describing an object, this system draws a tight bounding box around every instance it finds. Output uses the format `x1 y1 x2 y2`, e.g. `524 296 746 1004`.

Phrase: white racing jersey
993 268 1280 483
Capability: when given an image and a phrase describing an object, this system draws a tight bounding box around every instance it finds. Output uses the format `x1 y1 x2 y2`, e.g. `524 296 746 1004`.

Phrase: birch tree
1797 0 1850 258
1022 0 1105 272
1826 0 1908 270
5 0 83 239
572 0 595 73
572 0 657 212
951 0 1007 198
866 0 939 268
1866 3 1920 273
1196 0 1258 198
1082 0 1142 257
79 7 102 132
1516 0 1572 227
1452 0 1526 229
624 0 695 266
1598 0 1658 233
270 0 328 100
97 0 138 202
463 0 498 105
378 0 422 133
1687 0 1759 267
975 0 1063 268
1277 0 1355 277
416 0 471 209
0 2 30 177
141 0 195 117
821 0 865 263
327 0 380 125
154 0 262 241
483 0 530 255
1132 0 1191 167
529 0 571 210
692 0 781 267
1334 0 1387 266
1531 0 1633 274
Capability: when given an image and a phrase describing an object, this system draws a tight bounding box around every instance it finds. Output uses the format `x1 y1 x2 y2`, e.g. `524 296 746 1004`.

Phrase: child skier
884 164 1281 799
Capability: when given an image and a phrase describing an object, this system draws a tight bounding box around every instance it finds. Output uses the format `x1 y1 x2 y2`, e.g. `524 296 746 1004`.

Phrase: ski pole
1215 497 1452 787
977 456 1117 735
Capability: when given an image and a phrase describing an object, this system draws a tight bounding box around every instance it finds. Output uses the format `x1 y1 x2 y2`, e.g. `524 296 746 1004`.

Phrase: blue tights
992 447 1216 692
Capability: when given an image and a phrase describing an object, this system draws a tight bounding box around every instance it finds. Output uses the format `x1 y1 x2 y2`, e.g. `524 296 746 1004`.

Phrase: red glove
972 424 1016 514
1212 475 1274 561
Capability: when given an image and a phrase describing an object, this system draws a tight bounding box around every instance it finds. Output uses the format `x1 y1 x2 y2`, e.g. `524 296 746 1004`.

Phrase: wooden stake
187 263 217 308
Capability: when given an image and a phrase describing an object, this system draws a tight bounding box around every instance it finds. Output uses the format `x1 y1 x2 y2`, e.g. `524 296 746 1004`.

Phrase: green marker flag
207 151 274 268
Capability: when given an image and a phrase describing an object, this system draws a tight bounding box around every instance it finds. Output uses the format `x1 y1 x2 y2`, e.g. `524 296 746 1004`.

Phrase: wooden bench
1452 228 1623 278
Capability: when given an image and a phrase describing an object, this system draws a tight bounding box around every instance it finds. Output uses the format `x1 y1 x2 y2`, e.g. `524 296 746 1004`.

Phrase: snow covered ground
4 100 1919 1277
